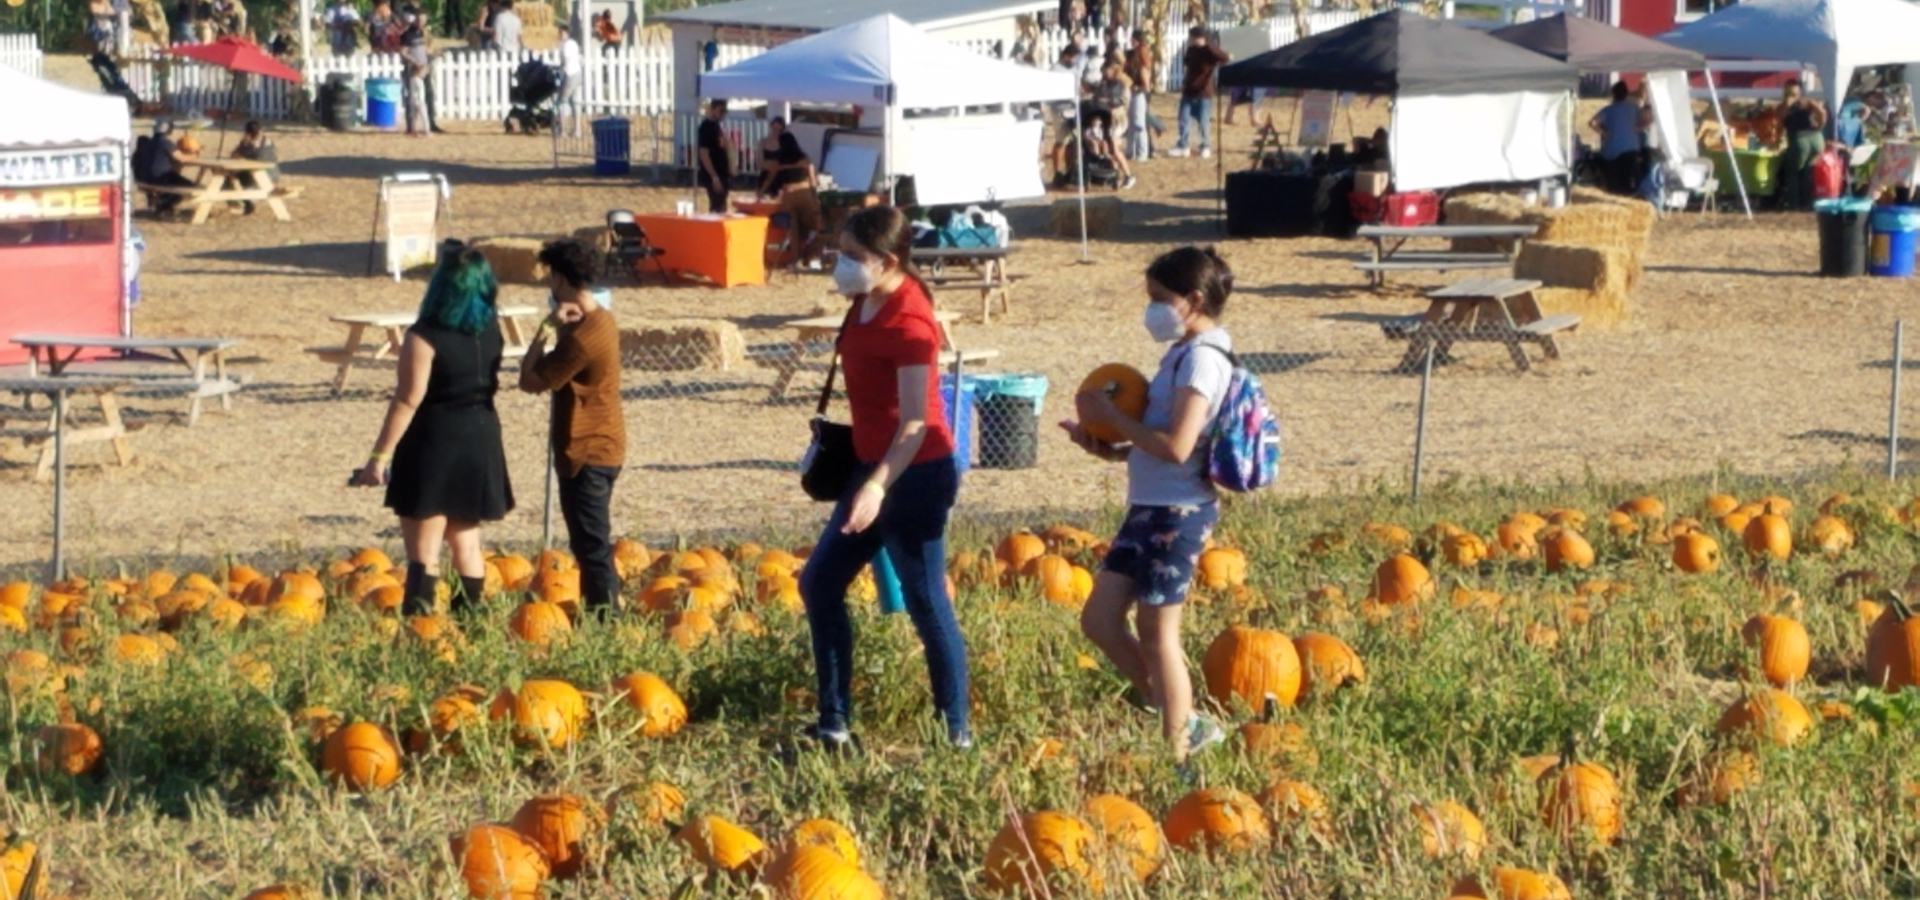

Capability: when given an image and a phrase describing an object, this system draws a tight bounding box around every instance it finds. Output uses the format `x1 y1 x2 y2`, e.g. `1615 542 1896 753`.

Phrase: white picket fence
0 33 42 78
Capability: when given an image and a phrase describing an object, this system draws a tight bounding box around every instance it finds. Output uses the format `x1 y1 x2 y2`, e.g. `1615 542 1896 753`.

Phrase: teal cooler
938 372 977 473
972 373 1049 470
1869 206 1920 277
364 76 402 129
592 117 631 176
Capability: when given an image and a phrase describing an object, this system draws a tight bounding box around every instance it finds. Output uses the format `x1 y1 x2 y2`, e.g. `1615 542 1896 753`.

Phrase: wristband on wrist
861 480 886 497
369 450 391 463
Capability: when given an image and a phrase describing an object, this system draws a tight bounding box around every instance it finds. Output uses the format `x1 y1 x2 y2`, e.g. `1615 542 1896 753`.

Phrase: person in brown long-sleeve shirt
521 239 626 614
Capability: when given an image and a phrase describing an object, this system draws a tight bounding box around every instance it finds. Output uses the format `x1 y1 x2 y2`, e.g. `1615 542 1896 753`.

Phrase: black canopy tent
1211 10 1577 218
1490 13 1750 217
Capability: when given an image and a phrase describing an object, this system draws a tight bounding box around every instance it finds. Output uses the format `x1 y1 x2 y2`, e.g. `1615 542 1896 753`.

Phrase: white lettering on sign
0 146 123 187
0 186 110 221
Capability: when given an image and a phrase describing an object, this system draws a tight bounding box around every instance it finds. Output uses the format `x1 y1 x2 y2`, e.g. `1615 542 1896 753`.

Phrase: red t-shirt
839 278 956 465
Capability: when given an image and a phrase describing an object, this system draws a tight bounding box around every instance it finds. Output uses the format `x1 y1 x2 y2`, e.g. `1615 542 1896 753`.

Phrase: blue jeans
1127 90 1152 161
1177 95 1212 150
798 456 969 740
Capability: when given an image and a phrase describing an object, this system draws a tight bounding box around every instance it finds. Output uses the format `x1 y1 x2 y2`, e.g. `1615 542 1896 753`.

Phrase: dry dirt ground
2 60 1913 568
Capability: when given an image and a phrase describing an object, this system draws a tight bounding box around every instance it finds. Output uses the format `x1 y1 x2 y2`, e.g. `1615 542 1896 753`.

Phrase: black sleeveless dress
383 320 515 521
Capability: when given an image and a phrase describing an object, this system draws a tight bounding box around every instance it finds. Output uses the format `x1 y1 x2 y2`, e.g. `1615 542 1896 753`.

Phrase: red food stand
0 65 133 366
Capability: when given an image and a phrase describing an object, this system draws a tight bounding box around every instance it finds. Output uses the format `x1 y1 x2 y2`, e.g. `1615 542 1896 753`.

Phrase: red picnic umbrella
167 36 302 153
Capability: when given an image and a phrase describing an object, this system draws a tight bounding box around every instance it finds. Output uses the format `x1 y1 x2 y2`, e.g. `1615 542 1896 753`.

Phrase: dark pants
423 70 441 130
558 463 620 611
1777 130 1825 211
797 456 969 740
149 171 196 213
1602 152 1641 196
698 174 728 212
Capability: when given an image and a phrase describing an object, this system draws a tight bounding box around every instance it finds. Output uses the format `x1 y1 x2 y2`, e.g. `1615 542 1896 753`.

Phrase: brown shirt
1182 43 1228 99
527 307 625 476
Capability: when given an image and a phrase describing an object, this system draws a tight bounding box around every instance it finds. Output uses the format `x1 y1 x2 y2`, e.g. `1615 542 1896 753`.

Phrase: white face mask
1144 301 1186 342
833 254 877 296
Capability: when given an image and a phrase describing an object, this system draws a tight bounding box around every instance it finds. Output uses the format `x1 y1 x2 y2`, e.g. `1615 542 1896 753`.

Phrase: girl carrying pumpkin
1062 245 1235 766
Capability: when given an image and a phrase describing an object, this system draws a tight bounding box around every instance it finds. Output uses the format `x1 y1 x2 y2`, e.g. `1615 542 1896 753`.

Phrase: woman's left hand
840 481 885 534
1075 388 1121 433
351 459 388 487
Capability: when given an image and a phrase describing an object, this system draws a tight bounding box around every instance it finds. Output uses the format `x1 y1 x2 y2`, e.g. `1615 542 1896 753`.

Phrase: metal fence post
1891 319 1904 481
51 387 65 583
1411 342 1434 503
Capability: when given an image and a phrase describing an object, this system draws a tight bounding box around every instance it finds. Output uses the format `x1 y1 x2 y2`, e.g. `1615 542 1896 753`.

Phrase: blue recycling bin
592 117 631 176
1869 205 1920 277
364 77 402 129
938 372 977 474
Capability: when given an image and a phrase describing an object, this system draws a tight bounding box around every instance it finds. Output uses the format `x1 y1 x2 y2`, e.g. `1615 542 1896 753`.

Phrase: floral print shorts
1100 503 1219 607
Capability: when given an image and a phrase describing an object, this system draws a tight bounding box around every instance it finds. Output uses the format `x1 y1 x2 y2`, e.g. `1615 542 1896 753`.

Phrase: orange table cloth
733 199 787 249
632 213 769 288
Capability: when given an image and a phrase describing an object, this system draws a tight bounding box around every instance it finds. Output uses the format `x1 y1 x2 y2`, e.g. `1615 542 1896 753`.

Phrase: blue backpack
1189 344 1282 492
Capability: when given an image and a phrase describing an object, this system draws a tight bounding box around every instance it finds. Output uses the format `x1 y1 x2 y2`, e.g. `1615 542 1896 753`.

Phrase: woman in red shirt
796 206 971 751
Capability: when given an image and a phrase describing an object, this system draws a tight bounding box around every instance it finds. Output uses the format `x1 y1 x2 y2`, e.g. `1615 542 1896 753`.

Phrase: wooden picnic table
0 376 134 482
1353 224 1538 287
12 333 245 426
1381 277 1579 373
761 309 1002 402
911 247 1024 323
142 157 295 226
310 305 540 395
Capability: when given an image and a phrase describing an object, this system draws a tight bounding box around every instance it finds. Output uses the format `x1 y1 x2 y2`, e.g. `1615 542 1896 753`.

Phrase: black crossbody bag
799 303 862 501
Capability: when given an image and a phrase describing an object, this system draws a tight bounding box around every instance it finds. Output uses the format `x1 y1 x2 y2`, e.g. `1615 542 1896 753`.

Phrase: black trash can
974 373 1049 470
1816 198 1873 277
322 74 359 132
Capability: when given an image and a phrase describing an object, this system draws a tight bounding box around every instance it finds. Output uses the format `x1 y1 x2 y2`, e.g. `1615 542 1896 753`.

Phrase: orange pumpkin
1671 531 1722 574
320 722 402 791
1537 753 1621 846
1868 593 1920 690
1082 794 1163 881
1805 515 1854 556
1715 687 1814 746
1410 800 1484 860
1740 614 1810 687
1255 780 1331 840
1201 625 1302 710
1616 495 1665 519
1162 787 1269 854
34 721 103 776
510 793 603 880
1368 554 1433 605
451 823 550 900
1195 547 1249 590
1448 867 1572 900
508 601 573 647
761 845 882 900
1076 363 1149 444
605 780 687 829
1675 749 1761 808
675 815 767 874
981 810 1103 895
609 671 687 738
1541 529 1594 572
996 532 1047 573
1291 631 1365 696
1742 513 1793 560
1023 554 1079 606
788 818 860 867
506 679 588 749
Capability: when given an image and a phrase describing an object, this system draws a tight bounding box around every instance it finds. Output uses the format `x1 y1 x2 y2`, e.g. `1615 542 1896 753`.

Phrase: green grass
7 467 1920 899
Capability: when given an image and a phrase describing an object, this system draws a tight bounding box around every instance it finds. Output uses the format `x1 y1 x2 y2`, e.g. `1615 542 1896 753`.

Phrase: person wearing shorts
1063 245 1238 769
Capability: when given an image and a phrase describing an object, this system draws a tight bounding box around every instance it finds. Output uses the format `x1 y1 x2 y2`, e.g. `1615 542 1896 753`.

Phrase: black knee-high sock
401 562 435 617
455 575 485 612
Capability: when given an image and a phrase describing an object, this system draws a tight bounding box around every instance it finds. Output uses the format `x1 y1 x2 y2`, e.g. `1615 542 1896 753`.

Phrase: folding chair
605 209 667 283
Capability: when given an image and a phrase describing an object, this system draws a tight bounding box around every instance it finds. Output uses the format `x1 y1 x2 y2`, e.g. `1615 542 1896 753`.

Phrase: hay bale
619 319 746 372
471 237 548 285
1515 242 1633 330
1051 196 1122 238
512 0 553 28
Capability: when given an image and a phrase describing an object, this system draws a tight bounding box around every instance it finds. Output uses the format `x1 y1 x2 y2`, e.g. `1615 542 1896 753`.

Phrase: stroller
89 52 149 112
504 59 558 134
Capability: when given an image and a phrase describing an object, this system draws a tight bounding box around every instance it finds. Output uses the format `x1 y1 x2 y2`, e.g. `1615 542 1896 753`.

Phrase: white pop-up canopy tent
1661 0 1920 115
697 14 1075 206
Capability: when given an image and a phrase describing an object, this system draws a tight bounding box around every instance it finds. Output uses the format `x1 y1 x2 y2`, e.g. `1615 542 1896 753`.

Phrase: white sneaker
1199 147 1213 160
1185 713 1226 756
1121 175 1137 190
1165 146 1189 158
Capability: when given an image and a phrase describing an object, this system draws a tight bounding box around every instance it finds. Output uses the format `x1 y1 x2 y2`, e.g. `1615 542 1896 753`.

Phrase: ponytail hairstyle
843 205 935 303
1145 245 1233 317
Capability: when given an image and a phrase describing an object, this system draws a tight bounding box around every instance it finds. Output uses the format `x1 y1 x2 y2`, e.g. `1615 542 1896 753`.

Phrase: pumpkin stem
1888 589 1915 622
1262 695 1278 724
1559 728 1578 767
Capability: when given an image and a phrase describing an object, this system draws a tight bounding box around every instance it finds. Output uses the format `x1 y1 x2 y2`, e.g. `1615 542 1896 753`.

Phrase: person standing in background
1169 26 1227 159
400 17 432 137
518 239 626 616
1775 78 1829 210
1124 29 1161 161
368 0 401 53
1589 81 1650 197
697 98 733 213
322 0 358 54
489 0 522 53
558 31 584 137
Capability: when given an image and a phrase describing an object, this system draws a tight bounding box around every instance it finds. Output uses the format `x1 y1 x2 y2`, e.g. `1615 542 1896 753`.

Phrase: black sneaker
798 723 861 755
1121 685 1157 715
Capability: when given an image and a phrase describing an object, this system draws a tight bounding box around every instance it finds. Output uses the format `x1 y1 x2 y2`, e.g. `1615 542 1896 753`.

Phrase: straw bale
620 319 746 372
1051 196 1122 238
512 1 552 28
471 237 548 285
1516 242 1633 330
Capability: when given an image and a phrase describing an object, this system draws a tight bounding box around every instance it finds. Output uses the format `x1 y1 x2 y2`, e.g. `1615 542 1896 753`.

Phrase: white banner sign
382 182 442 279
0 145 123 187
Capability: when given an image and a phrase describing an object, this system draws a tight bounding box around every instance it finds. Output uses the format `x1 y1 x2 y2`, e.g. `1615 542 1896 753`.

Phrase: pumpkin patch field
8 475 1920 899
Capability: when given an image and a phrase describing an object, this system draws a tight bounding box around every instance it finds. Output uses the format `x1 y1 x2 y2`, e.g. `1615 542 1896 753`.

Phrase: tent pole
1703 69 1751 220
1215 85 1224 233
1076 82 1091 264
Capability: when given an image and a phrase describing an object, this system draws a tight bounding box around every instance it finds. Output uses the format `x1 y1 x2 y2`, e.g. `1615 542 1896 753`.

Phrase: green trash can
973 373 1049 470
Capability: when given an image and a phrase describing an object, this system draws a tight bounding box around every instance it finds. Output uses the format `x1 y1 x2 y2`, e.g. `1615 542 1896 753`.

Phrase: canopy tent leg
1703 69 1752 220
1215 87 1225 233
1076 113 1091 264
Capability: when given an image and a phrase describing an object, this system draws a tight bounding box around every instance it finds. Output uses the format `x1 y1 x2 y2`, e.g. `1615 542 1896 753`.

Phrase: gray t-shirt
1126 327 1233 507
493 9 522 52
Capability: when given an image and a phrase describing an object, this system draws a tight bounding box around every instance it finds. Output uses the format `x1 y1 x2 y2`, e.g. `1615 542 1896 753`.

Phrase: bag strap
815 300 863 418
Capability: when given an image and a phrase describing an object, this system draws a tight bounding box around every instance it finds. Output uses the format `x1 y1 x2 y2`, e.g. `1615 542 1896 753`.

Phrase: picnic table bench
12 333 246 426
912 247 1024 323
308 305 540 395
754 310 1002 402
0 376 135 481
1381 277 1579 373
1353 224 1539 287
140 158 296 226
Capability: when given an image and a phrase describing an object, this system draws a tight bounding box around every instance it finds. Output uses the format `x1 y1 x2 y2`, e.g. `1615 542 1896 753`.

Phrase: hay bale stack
1515 242 1633 329
471 237 548 285
619 319 746 372
1051 196 1122 238
512 1 552 28
1444 193 1640 253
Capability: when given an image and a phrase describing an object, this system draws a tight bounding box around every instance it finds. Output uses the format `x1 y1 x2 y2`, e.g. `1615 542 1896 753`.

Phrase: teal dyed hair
417 246 497 335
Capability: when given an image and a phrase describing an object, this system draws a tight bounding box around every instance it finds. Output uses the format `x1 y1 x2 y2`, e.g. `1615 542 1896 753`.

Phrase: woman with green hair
354 241 515 617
